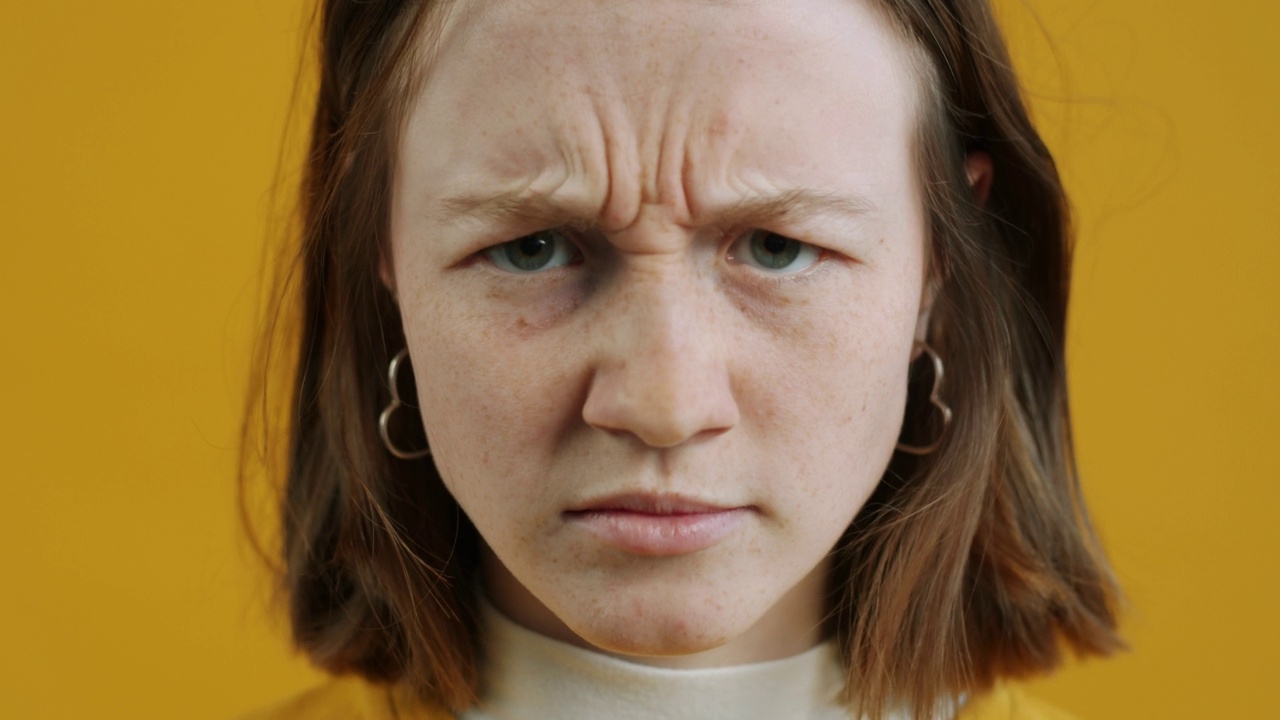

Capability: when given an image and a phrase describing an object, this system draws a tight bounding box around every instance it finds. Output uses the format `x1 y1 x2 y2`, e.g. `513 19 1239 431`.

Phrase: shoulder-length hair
241 0 1122 717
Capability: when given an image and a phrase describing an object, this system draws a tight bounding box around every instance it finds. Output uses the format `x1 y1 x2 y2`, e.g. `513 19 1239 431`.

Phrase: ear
911 152 992 355
964 150 994 207
379 246 397 297
912 275 938 358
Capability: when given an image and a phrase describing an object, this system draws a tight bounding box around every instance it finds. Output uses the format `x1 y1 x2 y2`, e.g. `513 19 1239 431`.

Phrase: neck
462 601 856 720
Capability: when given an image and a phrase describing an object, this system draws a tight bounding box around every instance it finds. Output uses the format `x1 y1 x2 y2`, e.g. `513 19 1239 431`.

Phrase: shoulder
956 684 1077 720
238 677 1065 720
237 676 453 720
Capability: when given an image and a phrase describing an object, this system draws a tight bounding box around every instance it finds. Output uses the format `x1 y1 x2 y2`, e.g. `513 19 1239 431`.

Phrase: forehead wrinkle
590 61 701 233
593 90 642 233
651 81 698 225
430 185 875 233
411 0 918 239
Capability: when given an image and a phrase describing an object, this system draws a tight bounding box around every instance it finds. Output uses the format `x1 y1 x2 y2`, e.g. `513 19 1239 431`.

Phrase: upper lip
566 492 747 515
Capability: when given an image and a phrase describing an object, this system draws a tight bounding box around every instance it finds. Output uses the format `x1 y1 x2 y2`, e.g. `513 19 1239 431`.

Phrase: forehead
429 0 913 77
400 0 922 225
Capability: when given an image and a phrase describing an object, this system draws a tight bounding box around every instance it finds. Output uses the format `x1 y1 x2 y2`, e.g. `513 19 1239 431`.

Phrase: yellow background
1 0 1275 717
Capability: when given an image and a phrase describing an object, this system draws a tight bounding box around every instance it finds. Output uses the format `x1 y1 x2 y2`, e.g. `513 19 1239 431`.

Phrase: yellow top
242 676 1076 720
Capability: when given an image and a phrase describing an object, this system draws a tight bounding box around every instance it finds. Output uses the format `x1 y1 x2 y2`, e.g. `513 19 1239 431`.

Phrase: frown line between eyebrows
428 187 879 233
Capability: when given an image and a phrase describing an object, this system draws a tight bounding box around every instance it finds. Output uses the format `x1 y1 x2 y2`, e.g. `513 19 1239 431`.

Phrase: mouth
564 493 754 556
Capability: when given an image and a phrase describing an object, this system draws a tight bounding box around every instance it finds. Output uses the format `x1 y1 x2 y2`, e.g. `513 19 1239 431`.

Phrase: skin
387 0 972 668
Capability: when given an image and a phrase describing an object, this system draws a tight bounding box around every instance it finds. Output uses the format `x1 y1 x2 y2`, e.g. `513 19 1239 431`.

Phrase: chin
565 602 752 666
559 561 823 666
564 592 757 660
483 535 832 666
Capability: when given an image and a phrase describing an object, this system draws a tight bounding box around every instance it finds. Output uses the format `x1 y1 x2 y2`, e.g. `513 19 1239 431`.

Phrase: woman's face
390 0 928 666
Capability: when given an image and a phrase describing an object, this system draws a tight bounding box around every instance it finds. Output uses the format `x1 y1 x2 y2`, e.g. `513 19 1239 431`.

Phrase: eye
727 230 821 273
484 229 581 273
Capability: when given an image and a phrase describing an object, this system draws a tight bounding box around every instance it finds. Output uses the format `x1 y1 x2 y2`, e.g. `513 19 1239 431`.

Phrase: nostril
582 367 740 449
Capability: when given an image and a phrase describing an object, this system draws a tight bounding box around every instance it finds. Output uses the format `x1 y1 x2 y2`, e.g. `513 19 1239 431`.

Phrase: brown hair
241 0 1122 716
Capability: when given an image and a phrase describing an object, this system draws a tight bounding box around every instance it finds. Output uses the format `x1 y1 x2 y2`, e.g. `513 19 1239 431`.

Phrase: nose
581 266 740 448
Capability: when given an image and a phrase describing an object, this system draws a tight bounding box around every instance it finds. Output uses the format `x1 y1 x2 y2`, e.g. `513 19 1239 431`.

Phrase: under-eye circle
485 229 580 273
729 230 821 273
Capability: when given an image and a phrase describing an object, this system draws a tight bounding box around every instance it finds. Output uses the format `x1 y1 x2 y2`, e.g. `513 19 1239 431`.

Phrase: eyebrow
714 189 878 228
432 186 877 230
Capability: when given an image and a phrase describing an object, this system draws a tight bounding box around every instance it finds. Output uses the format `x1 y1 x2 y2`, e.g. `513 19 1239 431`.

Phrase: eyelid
724 228 825 275
481 227 585 274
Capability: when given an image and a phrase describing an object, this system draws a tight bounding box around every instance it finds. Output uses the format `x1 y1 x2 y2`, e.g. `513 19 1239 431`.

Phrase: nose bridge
619 260 709 369
582 256 739 447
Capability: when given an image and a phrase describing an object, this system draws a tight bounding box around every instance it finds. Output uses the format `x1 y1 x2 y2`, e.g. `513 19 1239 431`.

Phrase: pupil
750 231 801 269
519 236 547 257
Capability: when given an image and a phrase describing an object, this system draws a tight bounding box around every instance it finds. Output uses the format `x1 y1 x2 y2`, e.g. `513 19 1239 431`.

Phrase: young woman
243 0 1122 717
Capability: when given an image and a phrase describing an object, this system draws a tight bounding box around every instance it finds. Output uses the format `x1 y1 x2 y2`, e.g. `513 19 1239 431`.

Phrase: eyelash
482 229 584 274
723 229 825 276
477 227 828 279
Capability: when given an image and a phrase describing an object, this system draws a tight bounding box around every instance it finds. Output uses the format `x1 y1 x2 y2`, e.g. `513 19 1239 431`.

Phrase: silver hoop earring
896 342 952 456
378 348 431 460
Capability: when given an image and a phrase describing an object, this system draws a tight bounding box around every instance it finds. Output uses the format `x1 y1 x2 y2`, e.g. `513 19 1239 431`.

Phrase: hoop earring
896 342 952 456
378 348 432 460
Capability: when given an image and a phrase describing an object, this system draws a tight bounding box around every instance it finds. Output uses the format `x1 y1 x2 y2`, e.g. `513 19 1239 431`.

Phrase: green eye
731 230 821 272
485 230 580 273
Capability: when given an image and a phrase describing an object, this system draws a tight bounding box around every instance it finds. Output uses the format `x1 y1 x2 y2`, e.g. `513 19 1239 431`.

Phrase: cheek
738 283 917 513
749 276 916 427
403 252 920 525
408 313 585 501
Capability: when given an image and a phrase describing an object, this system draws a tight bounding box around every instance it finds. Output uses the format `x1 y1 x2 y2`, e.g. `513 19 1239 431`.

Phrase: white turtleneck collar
459 602 864 720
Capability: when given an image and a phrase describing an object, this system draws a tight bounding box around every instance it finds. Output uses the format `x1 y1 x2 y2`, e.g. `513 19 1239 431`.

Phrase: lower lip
565 508 752 556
